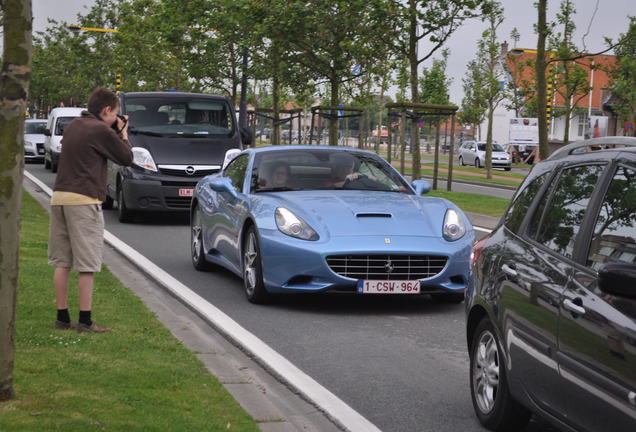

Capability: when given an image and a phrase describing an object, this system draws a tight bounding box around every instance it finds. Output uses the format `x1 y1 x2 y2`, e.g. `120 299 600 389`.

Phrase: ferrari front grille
326 254 448 280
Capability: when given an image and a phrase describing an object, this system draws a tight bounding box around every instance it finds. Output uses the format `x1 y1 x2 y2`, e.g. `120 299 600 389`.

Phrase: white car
44 107 84 173
458 140 512 171
23 119 48 162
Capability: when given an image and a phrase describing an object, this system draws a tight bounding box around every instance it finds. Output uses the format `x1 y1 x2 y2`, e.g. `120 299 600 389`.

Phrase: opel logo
384 259 394 274
185 166 196 175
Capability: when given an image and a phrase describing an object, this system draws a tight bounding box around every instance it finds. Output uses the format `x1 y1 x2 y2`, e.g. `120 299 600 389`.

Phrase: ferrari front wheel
243 226 271 304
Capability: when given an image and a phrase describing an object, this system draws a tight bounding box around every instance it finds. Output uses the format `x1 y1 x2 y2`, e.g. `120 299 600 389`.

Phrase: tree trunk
536 0 550 160
486 106 494 179
272 71 280 145
408 0 420 179
375 88 384 154
0 0 32 403
329 76 339 146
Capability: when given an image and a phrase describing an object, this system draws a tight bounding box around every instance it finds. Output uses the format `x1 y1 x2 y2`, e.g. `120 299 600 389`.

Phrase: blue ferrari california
190 146 474 303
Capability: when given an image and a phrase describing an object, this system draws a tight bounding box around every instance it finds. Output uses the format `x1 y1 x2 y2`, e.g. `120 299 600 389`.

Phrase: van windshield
125 96 234 137
55 117 77 136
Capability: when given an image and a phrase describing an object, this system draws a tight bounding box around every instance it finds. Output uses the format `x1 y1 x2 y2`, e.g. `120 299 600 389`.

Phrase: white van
44 107 84 173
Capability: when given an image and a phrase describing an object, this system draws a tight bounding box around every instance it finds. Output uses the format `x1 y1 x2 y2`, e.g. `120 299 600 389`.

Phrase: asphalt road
27 163 554 432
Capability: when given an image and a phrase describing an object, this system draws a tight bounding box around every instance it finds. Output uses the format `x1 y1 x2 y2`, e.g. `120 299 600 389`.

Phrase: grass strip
426 189 510 218
0 191 259 432
392 165 523 188
420 163 526 179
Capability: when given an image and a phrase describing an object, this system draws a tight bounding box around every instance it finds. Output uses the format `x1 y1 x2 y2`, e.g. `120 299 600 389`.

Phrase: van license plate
178 188 194 197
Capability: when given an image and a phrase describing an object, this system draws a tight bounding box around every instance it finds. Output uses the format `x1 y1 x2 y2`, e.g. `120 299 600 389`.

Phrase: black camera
112 114 127 134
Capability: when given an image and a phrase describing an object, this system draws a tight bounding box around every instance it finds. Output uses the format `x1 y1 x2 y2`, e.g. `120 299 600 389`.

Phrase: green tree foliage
381 0 487 179
478 1 506 179
31 0 121 109
610 17 636 136
418 49 451 105
459 58 486 139
549 0 592 144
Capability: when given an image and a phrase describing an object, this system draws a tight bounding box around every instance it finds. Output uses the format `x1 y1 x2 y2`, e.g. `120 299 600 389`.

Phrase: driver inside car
324 153 375 188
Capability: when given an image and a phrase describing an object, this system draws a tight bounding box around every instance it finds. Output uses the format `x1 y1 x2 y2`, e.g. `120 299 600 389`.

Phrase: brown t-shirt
53 111 133 202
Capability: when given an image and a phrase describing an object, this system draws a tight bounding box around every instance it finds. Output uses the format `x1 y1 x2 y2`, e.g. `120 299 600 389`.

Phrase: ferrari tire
191 205 215 271
243 226 271 304
470 319 531 431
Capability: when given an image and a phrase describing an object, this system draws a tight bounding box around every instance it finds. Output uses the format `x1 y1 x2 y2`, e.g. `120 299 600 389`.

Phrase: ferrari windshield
252 149 412 193
124 97 234 137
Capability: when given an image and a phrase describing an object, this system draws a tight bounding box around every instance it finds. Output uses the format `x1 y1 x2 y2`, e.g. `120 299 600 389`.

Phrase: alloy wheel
472 330 500 414
191 211 202 263
243 232 258 297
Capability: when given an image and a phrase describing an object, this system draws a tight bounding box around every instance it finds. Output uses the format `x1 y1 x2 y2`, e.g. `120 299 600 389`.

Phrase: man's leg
54 266 73 328
54 266 71 309
78 272 94 314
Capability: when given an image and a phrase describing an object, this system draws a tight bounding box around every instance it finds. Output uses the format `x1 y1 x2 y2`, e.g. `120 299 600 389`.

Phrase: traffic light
115 72 122 93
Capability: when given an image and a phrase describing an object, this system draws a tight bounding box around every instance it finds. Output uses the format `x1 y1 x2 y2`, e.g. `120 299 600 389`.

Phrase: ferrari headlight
132 147 157 172
443 209 466 241
275 207 319 241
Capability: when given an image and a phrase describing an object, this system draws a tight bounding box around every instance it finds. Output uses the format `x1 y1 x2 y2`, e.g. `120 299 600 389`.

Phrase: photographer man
48 88 133 333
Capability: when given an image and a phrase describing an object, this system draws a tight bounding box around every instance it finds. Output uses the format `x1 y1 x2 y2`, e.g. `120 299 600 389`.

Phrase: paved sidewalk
465 212 500 231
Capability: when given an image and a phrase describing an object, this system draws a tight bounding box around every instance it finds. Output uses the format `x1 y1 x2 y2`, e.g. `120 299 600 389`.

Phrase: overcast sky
32 0 633 104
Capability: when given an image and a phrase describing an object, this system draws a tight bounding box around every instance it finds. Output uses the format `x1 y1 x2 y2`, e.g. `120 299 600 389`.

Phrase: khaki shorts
48 204 105 272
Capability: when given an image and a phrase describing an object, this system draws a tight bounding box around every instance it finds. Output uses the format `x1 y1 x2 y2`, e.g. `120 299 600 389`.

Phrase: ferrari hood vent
356 212 392 218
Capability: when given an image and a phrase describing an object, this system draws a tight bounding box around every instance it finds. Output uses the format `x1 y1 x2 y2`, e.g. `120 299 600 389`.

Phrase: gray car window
504 172 549 234
587 165 636 270
530 165 604 259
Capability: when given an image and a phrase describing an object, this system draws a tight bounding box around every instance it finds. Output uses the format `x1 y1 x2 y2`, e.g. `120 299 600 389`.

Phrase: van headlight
443 209 466 241
132 147 157 172
275 207 319 241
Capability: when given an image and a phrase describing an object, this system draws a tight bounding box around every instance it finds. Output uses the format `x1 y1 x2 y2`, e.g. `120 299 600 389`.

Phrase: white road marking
24 170 380 432
474 226 493 234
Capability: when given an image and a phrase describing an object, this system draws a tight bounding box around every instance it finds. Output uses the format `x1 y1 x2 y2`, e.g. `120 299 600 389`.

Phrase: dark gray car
466 137 636 432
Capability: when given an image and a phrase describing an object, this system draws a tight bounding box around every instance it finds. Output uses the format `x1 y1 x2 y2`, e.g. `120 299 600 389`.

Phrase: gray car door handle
563 298 586 315
501 264 518 277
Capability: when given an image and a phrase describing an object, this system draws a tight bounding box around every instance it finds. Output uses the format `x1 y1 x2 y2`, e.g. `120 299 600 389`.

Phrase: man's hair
87 88 119 117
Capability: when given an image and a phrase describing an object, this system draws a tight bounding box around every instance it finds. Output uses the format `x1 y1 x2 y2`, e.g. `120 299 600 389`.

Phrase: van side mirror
44 129 51 136
240 125 253 147
598 262 636 299
411 179 431 195
222 148 241 170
